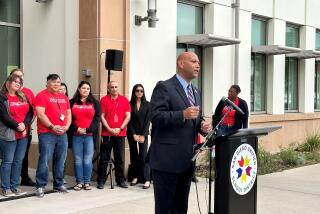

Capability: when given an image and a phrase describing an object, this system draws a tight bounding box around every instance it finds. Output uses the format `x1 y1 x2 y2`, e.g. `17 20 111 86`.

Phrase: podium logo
230 143 257 195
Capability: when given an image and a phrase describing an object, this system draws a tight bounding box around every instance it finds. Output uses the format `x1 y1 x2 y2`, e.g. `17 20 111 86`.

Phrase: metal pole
108 70 111 83
233 0 240 84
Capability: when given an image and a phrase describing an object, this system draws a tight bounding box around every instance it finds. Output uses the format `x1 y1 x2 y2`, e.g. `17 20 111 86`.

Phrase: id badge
59 113 65 121
114 113 118 123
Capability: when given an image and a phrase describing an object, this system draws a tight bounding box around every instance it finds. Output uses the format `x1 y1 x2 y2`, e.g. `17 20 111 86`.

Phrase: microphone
221 96 244 115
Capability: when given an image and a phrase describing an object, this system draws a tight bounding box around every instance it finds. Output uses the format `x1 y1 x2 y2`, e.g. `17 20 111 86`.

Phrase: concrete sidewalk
0 164 319 214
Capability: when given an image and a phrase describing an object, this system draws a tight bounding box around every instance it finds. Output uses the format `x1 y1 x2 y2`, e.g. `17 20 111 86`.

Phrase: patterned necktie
187 85 196 106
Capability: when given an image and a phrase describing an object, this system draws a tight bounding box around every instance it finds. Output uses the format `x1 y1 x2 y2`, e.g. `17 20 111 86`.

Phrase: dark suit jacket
212 97 249 130
127 101 151 140
149 75 202 173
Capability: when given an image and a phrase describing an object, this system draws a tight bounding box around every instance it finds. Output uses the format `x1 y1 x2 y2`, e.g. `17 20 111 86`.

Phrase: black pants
97 136 125 184
21 135 32 179
152 165 193 214
128 136 150 182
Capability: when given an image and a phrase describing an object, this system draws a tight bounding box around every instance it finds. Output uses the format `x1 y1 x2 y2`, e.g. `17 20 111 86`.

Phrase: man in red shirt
10 68 36 187
34 74 71 197
97 81 131 189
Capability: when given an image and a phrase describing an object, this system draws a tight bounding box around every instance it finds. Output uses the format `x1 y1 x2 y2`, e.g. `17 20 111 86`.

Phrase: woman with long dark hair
0 74 33 197
127 84 151 189
69 81 101 190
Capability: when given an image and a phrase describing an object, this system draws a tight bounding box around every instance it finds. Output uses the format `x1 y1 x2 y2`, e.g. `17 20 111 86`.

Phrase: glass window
251 17 267 113
251 18 267 47
315 62 320 110
177 2 203 89
316 30 320 51
0 0 20 24
286 25 299 48
177 2 203 36
0 25 20 84
285 58 298 111
251 54 266 112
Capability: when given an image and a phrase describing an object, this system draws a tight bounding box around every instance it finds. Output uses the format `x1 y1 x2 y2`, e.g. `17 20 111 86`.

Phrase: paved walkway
0 164 319 214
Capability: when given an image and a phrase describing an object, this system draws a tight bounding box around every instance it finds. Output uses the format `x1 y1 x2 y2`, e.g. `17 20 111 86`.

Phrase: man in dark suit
150 52 211 213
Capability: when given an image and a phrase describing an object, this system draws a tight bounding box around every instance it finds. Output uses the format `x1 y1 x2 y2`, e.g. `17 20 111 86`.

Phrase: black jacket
149 75 203 173
212 97 249 130
127 100 151 138
69 98 101 149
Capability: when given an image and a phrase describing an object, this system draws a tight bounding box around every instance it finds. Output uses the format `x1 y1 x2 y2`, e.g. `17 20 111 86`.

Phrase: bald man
97 81 131 189
150 52 211 213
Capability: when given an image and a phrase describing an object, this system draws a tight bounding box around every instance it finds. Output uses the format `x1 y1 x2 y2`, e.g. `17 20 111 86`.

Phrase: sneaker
1 189 15 197
117 181 128 188
36 187 44 198
53 185 69 193
11 188 27 196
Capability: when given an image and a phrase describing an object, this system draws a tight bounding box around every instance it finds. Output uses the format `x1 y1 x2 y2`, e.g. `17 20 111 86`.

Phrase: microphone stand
192 107 232 214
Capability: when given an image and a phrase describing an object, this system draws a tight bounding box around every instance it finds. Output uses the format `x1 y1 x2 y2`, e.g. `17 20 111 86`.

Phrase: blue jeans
72 135 94 184
36 133 68 188
216 124 237 137
0 137 28 190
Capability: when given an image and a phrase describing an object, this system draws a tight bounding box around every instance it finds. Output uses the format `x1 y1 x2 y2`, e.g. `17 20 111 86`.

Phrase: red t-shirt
72 102 95 135
35 89 70 134
100 94 131 136
21 87 35 117
7 94 29 139
222 98 239 126
21 87 35 106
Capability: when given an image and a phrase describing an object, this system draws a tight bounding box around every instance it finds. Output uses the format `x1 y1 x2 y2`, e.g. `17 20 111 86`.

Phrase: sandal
84 184 92 191
73 183 83 191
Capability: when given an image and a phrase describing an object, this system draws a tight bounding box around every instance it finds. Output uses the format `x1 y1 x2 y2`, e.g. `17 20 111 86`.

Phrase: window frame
177 0 204 98
0 0 22 82
316 30 320 51
285 23 300 48
251 15 268 47
284 57 299 112
250 53 267 114
315 61 320 111
250 15 268 114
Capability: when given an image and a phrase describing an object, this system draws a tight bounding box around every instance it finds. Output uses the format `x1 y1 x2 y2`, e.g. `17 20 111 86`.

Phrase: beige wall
79 0 130 98
250 113 320 153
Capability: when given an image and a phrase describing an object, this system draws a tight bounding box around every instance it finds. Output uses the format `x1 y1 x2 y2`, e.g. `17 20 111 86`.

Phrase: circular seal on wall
230 143 257 195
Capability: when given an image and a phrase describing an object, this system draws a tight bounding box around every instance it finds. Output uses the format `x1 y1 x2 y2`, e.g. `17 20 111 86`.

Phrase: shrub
279 149 306 166
258 148 279 175
301 135 320 152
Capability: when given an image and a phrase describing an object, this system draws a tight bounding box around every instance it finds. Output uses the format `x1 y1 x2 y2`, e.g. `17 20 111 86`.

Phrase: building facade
1 0 320 172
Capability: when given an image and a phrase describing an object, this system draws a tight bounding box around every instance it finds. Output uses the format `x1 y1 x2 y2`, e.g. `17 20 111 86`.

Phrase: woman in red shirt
0 74 33 197
69 81 101 191
213 85 249 137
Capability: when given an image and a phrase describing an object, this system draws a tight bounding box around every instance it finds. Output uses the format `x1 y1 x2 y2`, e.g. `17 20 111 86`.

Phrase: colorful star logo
235 155 252 183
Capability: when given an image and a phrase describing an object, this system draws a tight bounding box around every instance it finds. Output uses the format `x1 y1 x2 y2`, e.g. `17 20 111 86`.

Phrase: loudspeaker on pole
105 49 123 71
